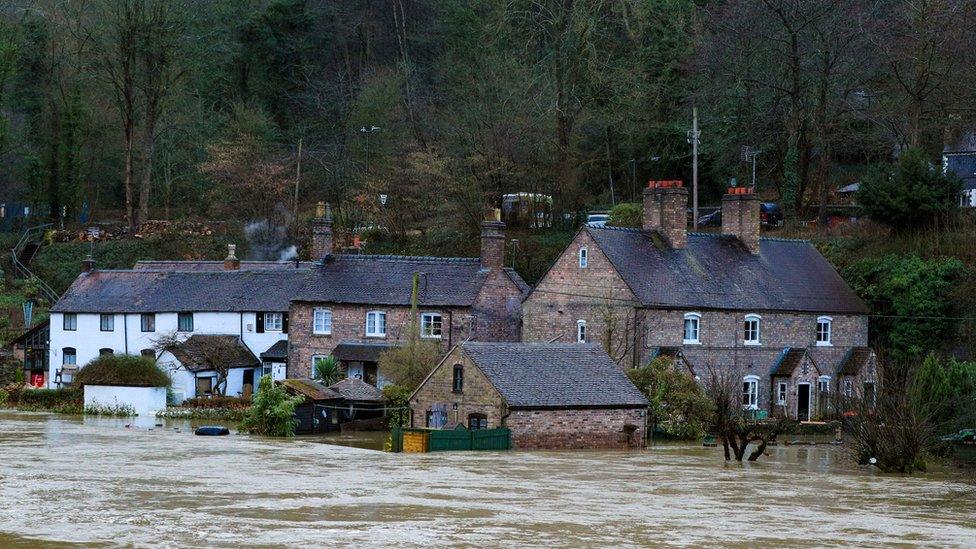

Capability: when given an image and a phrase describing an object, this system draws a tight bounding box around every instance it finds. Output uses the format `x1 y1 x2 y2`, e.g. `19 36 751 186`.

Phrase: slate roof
328 377 384 402
771 348 807 376
167 335 259 372
260 340 289 361
458 342 648 409
293 255 529 306
332 341 395 363
584 226 868 314
838 347 873 376
134 260 315 271
281 379 340 401
51 269 310 313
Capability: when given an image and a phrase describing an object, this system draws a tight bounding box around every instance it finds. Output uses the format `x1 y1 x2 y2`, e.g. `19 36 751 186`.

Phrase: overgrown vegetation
238 375 302 437
627 357 713 440
857 149 962 232
1 386 83 414
84 402 137 417
382 385 413 429
157 406 249 421
73 355 171 388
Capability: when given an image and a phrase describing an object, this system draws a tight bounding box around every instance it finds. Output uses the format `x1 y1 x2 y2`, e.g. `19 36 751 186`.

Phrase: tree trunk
138 117 156 227
123 120 135 229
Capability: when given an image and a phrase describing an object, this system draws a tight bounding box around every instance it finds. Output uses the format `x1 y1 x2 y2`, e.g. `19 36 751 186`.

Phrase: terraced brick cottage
409 342 649 449
522 182 875 420
287 205 528 383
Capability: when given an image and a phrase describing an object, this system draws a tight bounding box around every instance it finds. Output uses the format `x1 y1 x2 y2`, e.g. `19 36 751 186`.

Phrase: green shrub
608 202 642 228
239 375 302 437
157 406 248 421
856 148 962 232
628 357 714 440
181 395 251 409
16 387 82 412
312 355 341 385
843 254 964 358
0 358 21 386
383 384 413 428
73 355 171 388
84 402 136 416
0 389 7 407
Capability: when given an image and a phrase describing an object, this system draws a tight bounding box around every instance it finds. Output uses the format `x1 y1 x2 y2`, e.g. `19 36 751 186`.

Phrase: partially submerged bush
73 355 171 388
181 395 251 409
239 375 302 437
84 402 137 417
14 387 83 413
628 357 714 440
383 384 413 429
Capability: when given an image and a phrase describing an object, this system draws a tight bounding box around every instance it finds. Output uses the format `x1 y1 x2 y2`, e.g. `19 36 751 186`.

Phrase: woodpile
49 220 229 243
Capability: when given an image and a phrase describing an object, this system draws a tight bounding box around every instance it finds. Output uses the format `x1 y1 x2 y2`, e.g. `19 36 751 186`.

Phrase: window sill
312 332 332 337
365 334 386 339
815 342 832 347
421 335 442 340
743 341 761 346
682 340 701 345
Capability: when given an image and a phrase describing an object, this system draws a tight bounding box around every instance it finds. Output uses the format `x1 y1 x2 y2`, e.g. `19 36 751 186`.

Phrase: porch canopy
331 341 395 363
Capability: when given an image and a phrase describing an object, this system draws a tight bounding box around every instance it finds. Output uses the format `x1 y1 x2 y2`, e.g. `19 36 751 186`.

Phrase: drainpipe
447 309 453 349
123 314 129 355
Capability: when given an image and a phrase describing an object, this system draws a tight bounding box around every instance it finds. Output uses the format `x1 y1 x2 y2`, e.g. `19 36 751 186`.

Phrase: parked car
760 203 784 227
586 212 610 227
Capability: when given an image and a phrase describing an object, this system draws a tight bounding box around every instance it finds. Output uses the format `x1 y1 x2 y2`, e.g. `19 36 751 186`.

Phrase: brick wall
409 348 504 428
522 230 642 367
506 408 646 450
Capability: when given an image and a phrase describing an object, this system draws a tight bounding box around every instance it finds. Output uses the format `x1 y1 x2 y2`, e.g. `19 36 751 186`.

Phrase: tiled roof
328 377 384 402
332 341 395 363
167 335 259 372
260 340 289 361
134 260 315 271
585 227 868 314
281 379 340 401
838 347 873 376
294 255 528 307
51 269 310 313
459 342 648 409
771 348 807 376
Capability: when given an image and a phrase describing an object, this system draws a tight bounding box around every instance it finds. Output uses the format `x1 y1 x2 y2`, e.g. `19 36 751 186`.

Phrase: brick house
522 182 875 420
287 205 528 382
409 342 648 449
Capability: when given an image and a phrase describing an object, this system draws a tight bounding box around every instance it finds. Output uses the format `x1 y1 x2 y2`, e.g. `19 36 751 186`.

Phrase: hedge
73 355 171 388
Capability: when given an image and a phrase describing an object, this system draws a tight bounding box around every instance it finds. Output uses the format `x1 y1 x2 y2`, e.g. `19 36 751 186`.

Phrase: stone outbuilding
409 342 649 450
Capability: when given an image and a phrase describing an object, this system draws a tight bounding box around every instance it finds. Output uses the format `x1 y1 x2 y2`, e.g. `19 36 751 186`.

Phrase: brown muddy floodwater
0 411 973 548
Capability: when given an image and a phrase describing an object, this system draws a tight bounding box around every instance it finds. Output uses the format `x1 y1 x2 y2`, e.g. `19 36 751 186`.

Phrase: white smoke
243 218 296 261
278 245 298 261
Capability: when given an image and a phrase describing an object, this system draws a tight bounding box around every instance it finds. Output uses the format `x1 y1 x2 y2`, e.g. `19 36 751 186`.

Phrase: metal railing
9 223 60 305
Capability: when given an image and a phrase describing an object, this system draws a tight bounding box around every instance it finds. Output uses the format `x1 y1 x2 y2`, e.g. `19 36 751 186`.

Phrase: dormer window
578 247 588 268
576 319 586 343
683 313 701 344
744 314 761 345
816 316 832 346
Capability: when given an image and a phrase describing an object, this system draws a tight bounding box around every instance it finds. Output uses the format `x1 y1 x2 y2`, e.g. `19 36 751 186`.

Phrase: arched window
816 316 832 346
742 375 759 409
743 314 761 345
578 247 588 268
62 348 77 365
576 319 586 343
683 313 701 344
452 364 464 393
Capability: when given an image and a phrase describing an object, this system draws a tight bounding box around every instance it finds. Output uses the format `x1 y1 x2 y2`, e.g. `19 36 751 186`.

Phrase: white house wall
49 311 286 391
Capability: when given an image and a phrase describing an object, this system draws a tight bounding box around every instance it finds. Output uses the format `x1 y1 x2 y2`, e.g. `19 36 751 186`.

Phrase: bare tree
704 365 795 462
153 333 247 396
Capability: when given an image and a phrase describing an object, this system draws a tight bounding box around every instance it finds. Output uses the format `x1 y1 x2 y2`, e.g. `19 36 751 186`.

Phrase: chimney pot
722 189 761 254
224 243 240 270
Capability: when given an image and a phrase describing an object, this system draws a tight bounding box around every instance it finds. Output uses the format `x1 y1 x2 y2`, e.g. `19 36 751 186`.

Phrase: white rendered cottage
48 250 310 400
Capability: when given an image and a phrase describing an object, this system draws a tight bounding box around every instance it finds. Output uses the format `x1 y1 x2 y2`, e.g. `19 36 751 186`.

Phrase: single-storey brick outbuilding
409 342 649 450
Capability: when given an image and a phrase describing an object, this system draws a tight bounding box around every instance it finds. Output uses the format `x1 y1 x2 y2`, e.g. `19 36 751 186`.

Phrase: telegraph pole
293 137 302 220
687 107 701 231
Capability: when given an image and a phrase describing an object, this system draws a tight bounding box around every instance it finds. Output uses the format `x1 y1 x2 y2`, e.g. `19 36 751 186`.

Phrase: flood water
0 411 973 548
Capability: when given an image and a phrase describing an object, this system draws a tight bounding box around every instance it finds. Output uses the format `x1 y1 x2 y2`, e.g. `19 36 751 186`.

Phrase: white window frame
816 316 832 346
743 375 759 410
578 247 588 268
576 319 586 343
777 381 787 405
683 313 701 344
818 375 831 394
843 379 854 397
365 311 387 337
420 312 443 339
312 308 333 335
743 314 761 346
264 312 283 332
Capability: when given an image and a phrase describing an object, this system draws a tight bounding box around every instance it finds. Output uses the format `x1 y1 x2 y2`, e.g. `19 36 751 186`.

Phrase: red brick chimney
311 202 334 260
722 186 760 254
223 244 240 270
480 209 506 270
642 180 688 249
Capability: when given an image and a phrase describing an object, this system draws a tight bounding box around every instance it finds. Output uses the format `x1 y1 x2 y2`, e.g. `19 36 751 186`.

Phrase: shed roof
328 377 384 402
331 341 395 363
458 342 648 409
260 340 289 361
584 226 868 314
281 379 340 401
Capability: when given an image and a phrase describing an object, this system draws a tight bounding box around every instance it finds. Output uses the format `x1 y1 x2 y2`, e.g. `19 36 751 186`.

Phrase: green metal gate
389 427 510 452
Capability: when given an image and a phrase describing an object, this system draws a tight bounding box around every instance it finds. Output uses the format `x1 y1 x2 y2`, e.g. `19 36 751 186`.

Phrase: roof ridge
327 254 479 263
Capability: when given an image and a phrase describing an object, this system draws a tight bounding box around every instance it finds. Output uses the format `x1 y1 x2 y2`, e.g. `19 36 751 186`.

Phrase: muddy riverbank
0 411 973 547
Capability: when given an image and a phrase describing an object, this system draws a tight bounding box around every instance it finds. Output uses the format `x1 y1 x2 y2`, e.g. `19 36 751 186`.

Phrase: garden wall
84 385 167 416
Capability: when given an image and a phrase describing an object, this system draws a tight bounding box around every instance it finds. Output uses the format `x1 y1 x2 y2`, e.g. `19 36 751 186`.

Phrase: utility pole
293 137 302 220
687 107 701 231
606 126 616 207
